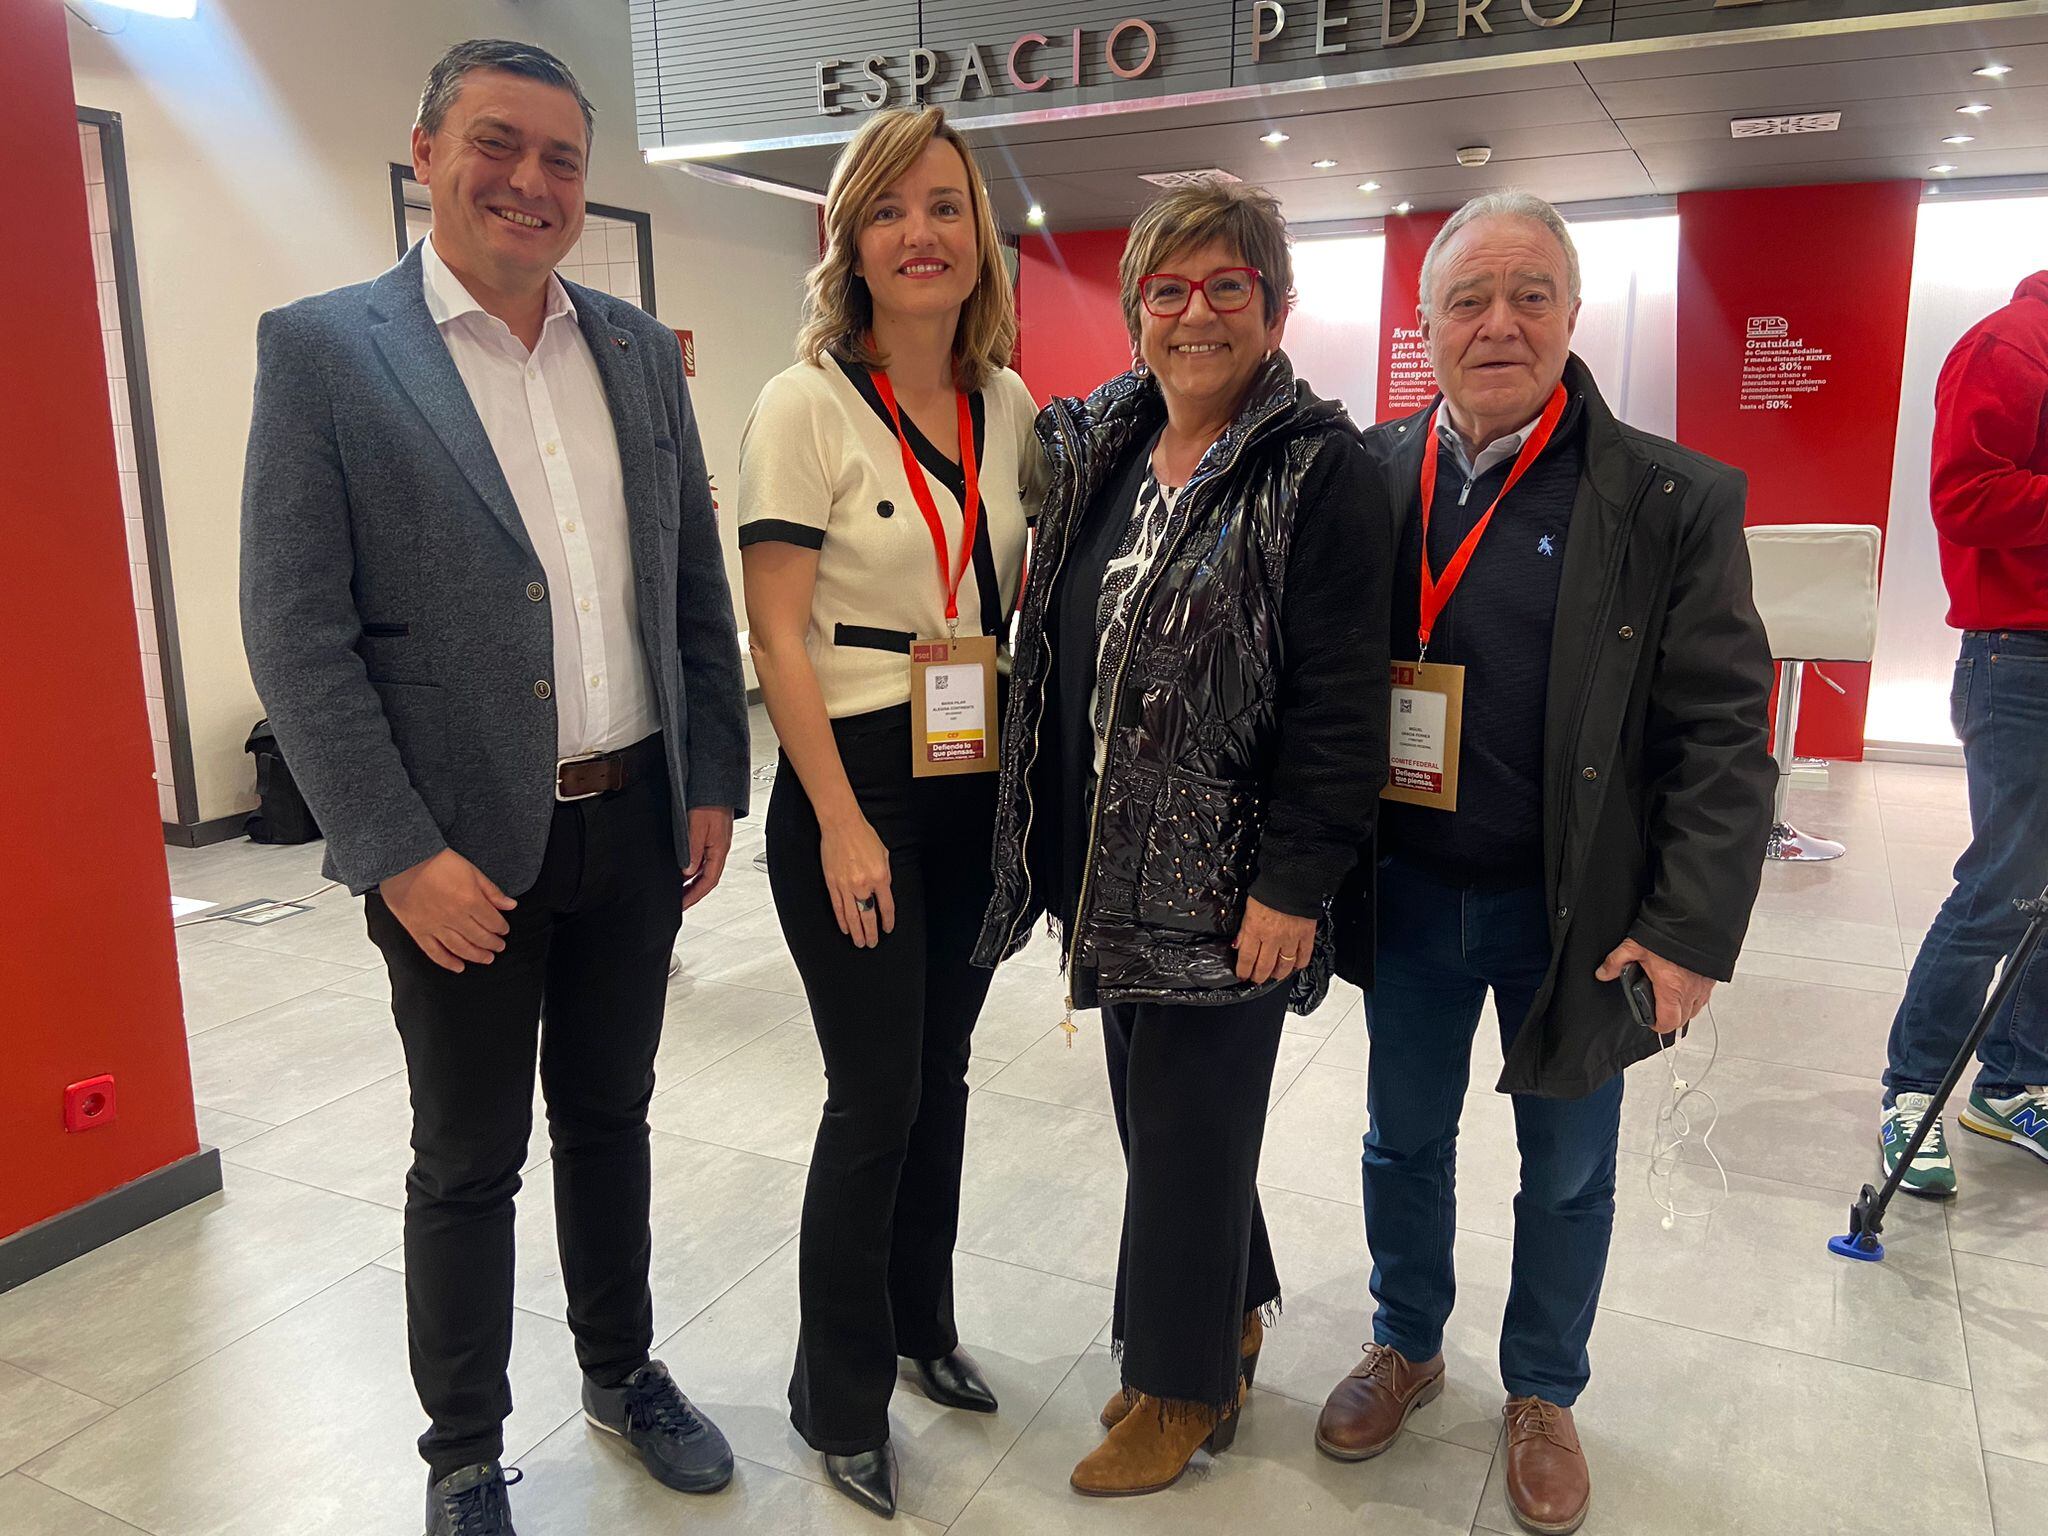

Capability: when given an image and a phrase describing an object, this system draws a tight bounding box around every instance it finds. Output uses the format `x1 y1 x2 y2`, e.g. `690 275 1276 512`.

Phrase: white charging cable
1645 1003 1729 1226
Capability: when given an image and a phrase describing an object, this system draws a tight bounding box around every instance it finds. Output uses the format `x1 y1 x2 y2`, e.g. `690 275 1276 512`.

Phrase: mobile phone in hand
1621 960 1657 1031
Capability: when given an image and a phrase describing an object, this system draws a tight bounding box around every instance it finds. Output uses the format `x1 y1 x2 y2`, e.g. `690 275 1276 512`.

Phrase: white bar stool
1743 523 1882 862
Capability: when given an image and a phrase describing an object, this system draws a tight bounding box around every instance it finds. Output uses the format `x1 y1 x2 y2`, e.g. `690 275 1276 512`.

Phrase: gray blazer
240 243 749 897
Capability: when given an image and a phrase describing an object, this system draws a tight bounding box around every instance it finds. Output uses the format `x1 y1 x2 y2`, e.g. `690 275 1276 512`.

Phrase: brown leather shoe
1100 1312 1264 1430
1314 1344 1445 1461
1071 1382 1244 1497
1502 1396 1590 1534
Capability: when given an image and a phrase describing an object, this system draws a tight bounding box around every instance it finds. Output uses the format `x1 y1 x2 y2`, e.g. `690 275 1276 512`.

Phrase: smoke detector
1139 168 1244 189
1455 145 1492 168
1730 112 1842 137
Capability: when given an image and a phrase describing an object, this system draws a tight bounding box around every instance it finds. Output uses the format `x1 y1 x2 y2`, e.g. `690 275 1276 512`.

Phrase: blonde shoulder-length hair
796 107 1017 393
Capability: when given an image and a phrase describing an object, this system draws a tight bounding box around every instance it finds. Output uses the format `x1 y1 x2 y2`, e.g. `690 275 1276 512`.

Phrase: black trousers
365 738 681 1482
766 706 1000 1454
1103 989 1287 1412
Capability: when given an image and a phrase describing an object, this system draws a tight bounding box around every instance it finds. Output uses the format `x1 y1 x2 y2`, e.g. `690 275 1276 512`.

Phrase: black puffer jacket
973 353 1388 1012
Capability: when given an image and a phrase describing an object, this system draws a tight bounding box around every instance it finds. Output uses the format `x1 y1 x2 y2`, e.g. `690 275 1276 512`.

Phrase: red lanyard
871 369 980 632
1416 384 1567 659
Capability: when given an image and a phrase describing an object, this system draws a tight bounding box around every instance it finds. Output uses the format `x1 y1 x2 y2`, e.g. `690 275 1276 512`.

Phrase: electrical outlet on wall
64 1075 118 1133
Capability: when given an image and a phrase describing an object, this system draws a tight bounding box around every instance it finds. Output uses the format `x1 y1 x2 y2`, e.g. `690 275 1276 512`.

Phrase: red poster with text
1375 210 1450 423
1676 183 1919 761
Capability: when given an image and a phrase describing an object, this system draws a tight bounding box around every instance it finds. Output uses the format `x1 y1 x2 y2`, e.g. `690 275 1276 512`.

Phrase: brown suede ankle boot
1072 1381 1246 1497
1100 1312 1264 1430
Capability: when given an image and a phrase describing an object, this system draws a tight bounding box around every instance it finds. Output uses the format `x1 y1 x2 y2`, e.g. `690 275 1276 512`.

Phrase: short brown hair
1118 182 1294 345
796 107 1016 393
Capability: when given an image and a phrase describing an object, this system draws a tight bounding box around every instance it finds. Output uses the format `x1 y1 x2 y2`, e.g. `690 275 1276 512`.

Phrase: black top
1034 429 1385 1003
1379 397 1588 886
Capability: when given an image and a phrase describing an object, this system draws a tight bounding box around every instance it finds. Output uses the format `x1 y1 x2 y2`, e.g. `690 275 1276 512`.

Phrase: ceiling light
1260 130 1290 146
1025 205 1046 226
1311 158 1338 169
1928 164 1958 175
1974 63 2012 78
1455 145 1493 168
1357 179 1381 192
1943 134 1976 146
1392 201 1414 214
1958 102 1993 115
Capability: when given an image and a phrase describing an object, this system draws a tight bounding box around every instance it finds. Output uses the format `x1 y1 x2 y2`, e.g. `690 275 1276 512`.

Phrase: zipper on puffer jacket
996 397 1085 975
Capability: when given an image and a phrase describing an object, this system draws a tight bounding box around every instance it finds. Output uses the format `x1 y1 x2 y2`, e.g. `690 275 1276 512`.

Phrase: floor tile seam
647 1230 802 1360
0 1356 126 1411
210 928 377 963
17 1257 387 1449
1946 1201 2000 1517
944 1340 1101 1525
970 1084 1117 1123
13 1471 153 1534
1588 1296 1973 1392
208 1156 408 1213
645 1011 806 1094
213 1067 408 1146
181 978 349 1038
637 1125 815 1173
1739 937 1909 969
949 1242 1120 1300
1945 1238 2048 1273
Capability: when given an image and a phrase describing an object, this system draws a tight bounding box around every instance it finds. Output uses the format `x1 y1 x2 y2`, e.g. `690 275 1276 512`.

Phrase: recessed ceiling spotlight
1311 158 1338 169
1392 201 1414 214
1943 134 1976 145
1958 102 1993 115
1357 179 1381 192
1928 164 1958 175
1974 63 2012 78
1025 204 1046 225
1260 130 1290 145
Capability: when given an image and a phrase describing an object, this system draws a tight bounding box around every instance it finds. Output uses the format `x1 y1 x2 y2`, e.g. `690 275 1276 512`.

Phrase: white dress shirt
422 234 655 758
1432 401 1544 484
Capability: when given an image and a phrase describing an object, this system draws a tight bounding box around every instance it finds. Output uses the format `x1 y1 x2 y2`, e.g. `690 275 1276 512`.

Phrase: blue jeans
1361 857 1624 1407
1884 630 2048 1104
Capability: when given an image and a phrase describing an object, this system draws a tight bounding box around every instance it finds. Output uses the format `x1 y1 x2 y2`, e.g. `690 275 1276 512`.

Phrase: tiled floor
4 721 2042 1534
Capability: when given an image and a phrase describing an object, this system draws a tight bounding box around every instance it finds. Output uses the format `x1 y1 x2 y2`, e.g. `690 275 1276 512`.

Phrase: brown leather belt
555 734 664 802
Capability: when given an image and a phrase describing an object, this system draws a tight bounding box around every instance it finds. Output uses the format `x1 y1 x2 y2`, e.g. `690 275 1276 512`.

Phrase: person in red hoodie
1879 274 2048 1198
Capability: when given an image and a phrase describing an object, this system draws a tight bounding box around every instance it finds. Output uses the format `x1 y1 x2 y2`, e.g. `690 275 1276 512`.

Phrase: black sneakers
424 1463 522 1536
581 1359 735 1493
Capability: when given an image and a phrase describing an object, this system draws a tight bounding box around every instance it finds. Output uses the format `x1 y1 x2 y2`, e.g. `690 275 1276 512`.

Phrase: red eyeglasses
1138 267 1263 318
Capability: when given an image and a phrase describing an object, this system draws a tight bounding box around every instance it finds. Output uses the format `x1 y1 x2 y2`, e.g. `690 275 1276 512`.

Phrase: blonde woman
737 106 1045 1519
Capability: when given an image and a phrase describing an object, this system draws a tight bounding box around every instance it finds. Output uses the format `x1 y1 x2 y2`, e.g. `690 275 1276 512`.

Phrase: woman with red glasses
973 181 1392 1496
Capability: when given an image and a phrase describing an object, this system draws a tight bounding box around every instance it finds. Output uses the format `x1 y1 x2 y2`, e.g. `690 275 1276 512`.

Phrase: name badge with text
911 635 999 777
1382 659 1465 810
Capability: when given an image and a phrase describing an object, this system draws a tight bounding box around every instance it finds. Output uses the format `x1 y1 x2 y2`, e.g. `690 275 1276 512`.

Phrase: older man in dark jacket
1316 193 1774 1536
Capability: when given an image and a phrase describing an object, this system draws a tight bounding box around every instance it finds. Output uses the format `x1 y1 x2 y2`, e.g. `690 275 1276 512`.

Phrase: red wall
1676 182 1920 761
1016 228 1132 405
1376 210 1452 422
1 0 200 1242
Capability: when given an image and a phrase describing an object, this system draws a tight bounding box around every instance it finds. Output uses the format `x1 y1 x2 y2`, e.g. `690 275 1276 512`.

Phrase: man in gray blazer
241 40 748 1536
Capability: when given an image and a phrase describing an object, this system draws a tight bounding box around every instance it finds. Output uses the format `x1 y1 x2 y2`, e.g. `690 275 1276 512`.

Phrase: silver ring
854 895 878 913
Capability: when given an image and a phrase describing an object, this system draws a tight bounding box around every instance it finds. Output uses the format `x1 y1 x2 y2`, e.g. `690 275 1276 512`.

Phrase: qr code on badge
1399 698 1413 713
